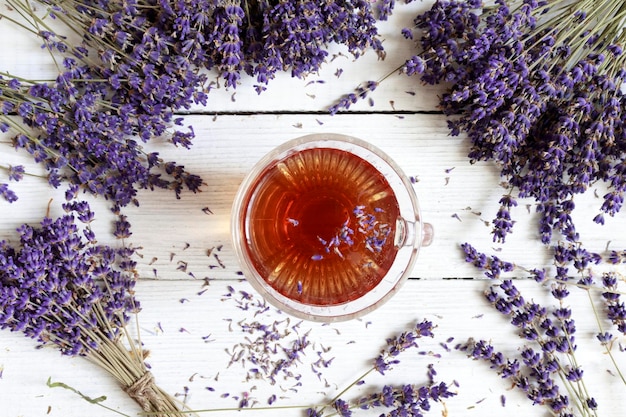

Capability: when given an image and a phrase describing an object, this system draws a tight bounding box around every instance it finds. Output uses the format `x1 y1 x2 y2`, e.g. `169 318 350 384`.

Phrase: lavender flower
1 0 206 207
0 183 18 203
0 164 25 203
157 0 386 90
0 200 138 351
352 380 456 416
601 272 626 335
306 320 454 417
374 319 435 374
459 339 586 415
416 0 626 245
2 0 397 207
460 242 608 416
0 198 188 414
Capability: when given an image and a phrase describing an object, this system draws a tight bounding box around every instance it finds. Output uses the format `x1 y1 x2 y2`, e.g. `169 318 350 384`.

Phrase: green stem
585 289 626 386
47 378 133 417
0 163 46 180
525 317 596 417
0 8 42 36
5 0 64 73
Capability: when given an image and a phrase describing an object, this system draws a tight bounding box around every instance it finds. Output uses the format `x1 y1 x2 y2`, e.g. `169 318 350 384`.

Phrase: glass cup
231 133 433 322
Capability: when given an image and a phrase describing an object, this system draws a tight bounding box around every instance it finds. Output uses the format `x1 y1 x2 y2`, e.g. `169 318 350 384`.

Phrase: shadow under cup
231 134 433 322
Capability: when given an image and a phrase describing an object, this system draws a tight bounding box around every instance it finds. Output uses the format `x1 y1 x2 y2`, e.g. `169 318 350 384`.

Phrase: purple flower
0 200 139 356
113 215 132 239
353 370 456 414
330 0 626 248
458 239 617 415
332 399 351 417
0 184 18 203
306 408 323 417
6 165 25 182
373 319 434 375
461 242 514 279
601 272 626 335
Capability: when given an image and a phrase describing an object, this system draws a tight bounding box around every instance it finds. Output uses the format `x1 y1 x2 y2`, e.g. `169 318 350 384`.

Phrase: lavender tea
242 147 401 305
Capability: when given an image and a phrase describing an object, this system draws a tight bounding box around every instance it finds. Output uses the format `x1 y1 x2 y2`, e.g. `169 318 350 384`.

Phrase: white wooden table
1 2 625 416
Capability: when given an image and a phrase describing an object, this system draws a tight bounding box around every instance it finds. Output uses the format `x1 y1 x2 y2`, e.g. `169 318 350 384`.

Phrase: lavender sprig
350 381 455 417
458 339 594 416
600 272 626 335
459 241 626 416
305 319 454 417
0 164 25 202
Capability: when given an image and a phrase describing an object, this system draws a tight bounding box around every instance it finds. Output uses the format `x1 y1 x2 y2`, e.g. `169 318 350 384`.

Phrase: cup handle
395 218 434 248
421 223 434 247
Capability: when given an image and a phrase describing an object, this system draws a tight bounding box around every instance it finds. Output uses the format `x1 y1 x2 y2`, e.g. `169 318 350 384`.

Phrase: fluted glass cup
231 133 433 322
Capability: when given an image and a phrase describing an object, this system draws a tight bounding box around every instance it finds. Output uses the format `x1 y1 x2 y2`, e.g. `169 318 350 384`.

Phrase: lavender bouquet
335 0 626 246
459 240 626 417
0 0 207 208
0 195 189 415
413 0 626 245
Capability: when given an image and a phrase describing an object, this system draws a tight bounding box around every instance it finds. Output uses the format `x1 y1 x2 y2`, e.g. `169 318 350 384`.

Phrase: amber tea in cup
231 133 432 321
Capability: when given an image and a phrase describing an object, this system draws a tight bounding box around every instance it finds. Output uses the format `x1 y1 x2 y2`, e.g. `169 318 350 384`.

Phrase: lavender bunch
35 0 392 94
413 0 626 244
155 0 387 93
0 197 190 415
335 0 626 245
0 0 206 208
460 241 626 416
0 73 203 208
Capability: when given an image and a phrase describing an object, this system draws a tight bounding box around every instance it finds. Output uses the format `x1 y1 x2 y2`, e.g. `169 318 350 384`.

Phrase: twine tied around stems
124 371 162 411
